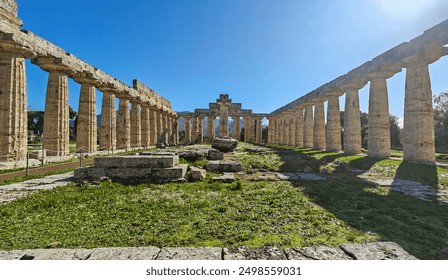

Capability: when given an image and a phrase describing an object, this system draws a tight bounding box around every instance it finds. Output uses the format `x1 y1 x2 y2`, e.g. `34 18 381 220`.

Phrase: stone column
141 106 151 148
288 113 296 146
325 94 342 152
0 56 29 161
99 91 116 150
161 112 169 145
130 102 141 148
76 82 97 153
184 116 191 143
267 118 273 144
244 115 253 143
149 108 158 145
206 113 215 142
295 108 304 147
368 73 394 158
197 115 204 144
232 115 241 140
313 100 326 150
403 56 435 164
168 115 174 144
344 87 362 155
117 99 131 150
303 105 314 148
275 117 281 144
174 116 179 145
283 114 290 145
218 102 231 137
255 117 263 144
191 115 198 143
155 110 163 144
278 115 284 145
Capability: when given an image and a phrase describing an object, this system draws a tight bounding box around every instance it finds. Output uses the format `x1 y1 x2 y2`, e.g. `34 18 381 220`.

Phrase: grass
0 180 374 251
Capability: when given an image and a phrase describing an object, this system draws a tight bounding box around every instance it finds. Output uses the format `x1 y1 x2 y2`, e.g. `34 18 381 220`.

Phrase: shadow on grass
395 161 439 187
301 179 448 259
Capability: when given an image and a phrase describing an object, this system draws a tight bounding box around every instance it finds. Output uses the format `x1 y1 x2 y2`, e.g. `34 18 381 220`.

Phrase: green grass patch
0 180 374 251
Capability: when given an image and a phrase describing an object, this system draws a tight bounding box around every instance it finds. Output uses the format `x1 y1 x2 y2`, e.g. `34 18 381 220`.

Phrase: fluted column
99 91 116 150
197 115 204 144
255 117 262 144
344 87 362 155
141 106 151 148
117 99 131 150
303 105 314 148
313 100 326 150
325 94 342 152
403 56 435 164
174 117 179 145
168 115 174 144
155 110 163 143
206 113 215 142
0 57 28 161
244 115 253 143
184 117 191 143
282 114 289 145
76 83 97 153
232 115 241 140
368 73 394 158
287 113 295 146
278 115 284 145
149 109 158 145
294 108 304 148
191 115 198 143
130 103 141 148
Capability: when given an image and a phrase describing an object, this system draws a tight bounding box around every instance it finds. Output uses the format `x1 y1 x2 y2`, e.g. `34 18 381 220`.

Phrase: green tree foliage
27 111 44 137
434 91 448 151
389 115 402 149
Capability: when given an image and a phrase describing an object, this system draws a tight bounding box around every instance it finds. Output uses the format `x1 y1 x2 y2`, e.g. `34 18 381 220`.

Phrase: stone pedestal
303 105 314 148
326 95 342 152
344 88 362 155
149 109 158 145
295 108 304 147
368 74 392 158
43 72 70 156
313 101 326 150
130 103 141 148
117 99 130 150
403 58 435 164
76 83 97 153
99 91 116 150
141 107 150 148
0 57 28 161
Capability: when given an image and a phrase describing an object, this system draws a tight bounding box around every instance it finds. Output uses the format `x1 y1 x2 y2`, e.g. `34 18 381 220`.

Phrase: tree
434 91 448 151
28 111 44 140
389 115 402 149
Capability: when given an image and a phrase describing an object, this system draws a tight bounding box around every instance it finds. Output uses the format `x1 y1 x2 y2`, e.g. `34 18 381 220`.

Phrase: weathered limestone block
207 148 223 160
95 155 179 168
117 99 131 149
403 57 435 164
285 246 352 260
212 137 238 152
211 173 235 182
303 105 314 148
205 160 241 172
76 83 97 153
156 247 222 260
368 74 392 158
152 164 188 179
0 57 28 161
340 242 418 260
43 72 70 156
243 116 253 143
204 161 219 172
344 88 362 155
178 149 208 160
20 249 92 260
99 91 116 150
89 247 160 260
325 94 342 152
224 247 287 260
130 103 141 148
189 166 206 181
313 101 326 150
141 106 151 148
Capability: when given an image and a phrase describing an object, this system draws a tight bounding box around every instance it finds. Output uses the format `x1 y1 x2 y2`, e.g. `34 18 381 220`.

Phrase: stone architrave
43 72 70 156
76 83 97 153
368 72 394 158
303 105 314 148
149 109 158 145
184 117 191 143
232 115 240 140
99 91 116 150
313 100 326 150
0 56 30 161
141 106 150 148
255 117 262 144
130 103 141 148
295 108 304 148
325 94 342 152
403 56 435 164
206 113 215 142
117 99 131 150
344 87 362 155
197 115 204 144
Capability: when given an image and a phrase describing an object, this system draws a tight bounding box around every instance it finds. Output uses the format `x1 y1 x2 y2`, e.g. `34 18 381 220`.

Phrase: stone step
94 155 178 168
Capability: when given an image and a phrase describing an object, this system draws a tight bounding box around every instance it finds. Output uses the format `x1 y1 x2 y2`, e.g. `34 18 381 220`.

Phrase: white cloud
372 0 442 20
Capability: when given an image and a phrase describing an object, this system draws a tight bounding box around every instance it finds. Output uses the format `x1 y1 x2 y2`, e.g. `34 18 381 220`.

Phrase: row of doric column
269 55 439 164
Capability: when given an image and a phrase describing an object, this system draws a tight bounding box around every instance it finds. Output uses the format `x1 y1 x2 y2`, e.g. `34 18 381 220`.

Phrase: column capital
72 72 101 86
0 39 36 58
31 56 75 75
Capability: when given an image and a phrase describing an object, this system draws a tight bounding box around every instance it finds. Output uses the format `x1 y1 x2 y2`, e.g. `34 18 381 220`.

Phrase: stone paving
0 242 416 260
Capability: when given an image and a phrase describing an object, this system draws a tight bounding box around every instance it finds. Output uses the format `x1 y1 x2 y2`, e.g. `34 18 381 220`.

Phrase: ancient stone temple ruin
177 94 268 144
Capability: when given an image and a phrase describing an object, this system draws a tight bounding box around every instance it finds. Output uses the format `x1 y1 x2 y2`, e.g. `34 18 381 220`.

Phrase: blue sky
17 0 448 119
